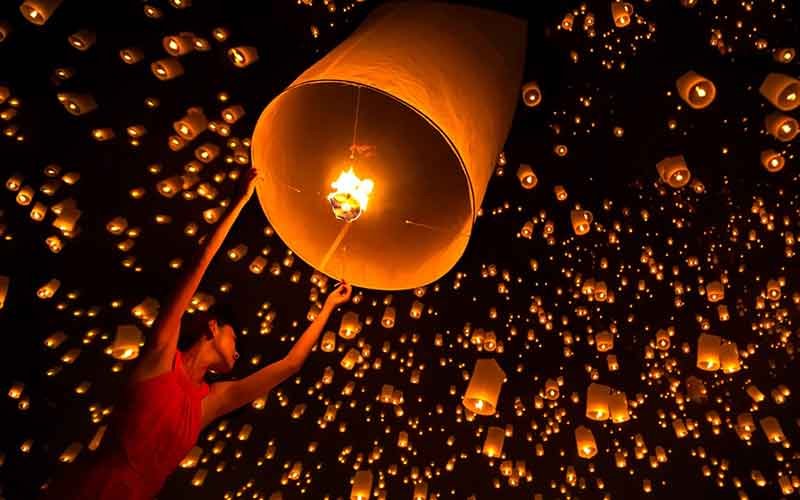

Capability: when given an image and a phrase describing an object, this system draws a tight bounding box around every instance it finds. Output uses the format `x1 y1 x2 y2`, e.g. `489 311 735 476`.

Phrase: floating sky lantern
20 0 62 25
462 358 506 416
251 2 526 290
759 73 800 111
676 71 716 109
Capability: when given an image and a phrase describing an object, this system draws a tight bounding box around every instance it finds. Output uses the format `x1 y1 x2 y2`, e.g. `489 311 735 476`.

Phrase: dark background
1 0 798 498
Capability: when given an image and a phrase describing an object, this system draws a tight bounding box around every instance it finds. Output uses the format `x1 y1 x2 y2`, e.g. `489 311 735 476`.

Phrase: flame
327 166 374 222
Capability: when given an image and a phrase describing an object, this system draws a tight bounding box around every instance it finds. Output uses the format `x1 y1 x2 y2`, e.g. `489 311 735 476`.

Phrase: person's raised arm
202 283 352 425
133 168 260 381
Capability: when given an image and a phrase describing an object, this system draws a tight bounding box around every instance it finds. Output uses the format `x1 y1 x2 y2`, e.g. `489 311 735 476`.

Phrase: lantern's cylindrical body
759 416 785 443
521 81 541 107
656 155 691 188
571 210 593 235
705 280 724 302
68 30 95 51
228 46 259 68
765 112 799 142
575 426 597 458
517 164 537 189
609 391 630 423
120 47 144 64
339 311 361 339
110 325 143 360
761 149 785 173
595 330 613 352
463 358 506 416
350 469 373 500
20 0 63 25
482 425 505 457
381 306 396 328
611 2 633 27
676 71 716 109
163 33 195 56
252 2 527 290
719 340 740 373
696 333 721 371
759 73 800 111
151 58 184 80
544 378 560 400
586 383 611 421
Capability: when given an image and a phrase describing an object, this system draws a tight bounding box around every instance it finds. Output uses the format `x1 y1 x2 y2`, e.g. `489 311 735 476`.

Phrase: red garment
43 350 210 500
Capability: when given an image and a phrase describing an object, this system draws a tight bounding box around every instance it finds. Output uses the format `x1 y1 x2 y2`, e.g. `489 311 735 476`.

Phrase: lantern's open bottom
253 81 477 291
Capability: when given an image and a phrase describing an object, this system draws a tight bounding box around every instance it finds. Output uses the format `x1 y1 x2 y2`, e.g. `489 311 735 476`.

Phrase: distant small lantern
228 46 259 68
773 48 796 64
20 0 63 25
521 81 542 107
517 164 537 189
463 358 506 416
595 330 614 352
109 325 143 360
350 470 373 500
759 416 785 444
705 280 724 302
339 311 362 339
759 73 800 111
482 426 505 457
575 426 597 458
544 378 560 400
760 149 785 173
221 105 245 124
586 383 611 421
151 58 184 80
656 155 691 188
174 108 208 140
58 92 97 116
68 30 95 51
381 306 396 328
696 333 721 371
320 331 336 352
611 2 634 28
571 209 593 235
676 71 716 109
719 340 740 374
655 329 670 350
119 48 143 64
765 112 799 142
163 33 195 56
609 392 630 423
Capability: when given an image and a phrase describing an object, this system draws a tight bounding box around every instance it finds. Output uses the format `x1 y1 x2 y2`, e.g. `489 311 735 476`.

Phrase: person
42 167 353 499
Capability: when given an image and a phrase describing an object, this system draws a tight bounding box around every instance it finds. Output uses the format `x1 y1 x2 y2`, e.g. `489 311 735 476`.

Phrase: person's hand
237 167 260 201
324 282 352 310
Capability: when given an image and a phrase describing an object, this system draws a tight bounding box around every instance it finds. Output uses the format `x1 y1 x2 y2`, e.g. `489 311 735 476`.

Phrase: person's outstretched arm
132 168 261 382
202 283 352 427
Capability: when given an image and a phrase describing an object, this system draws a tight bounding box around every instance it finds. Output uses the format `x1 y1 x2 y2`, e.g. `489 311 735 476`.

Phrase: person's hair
178 302 238 352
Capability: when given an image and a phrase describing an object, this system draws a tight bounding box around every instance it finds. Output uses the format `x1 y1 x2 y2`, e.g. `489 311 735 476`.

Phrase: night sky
1 0 799 499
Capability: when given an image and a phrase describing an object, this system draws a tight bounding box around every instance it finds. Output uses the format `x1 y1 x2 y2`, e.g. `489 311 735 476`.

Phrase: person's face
209 320 238 373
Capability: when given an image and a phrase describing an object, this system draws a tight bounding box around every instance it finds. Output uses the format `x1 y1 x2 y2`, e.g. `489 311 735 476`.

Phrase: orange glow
327 167 374 222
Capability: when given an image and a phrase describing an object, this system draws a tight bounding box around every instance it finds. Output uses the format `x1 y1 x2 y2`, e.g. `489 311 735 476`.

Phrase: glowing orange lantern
251 2 526 290
20 0 62 25
463 358 506 416
656 155 691 188
765 112 799 142
676 71 716 109
759 73 800 111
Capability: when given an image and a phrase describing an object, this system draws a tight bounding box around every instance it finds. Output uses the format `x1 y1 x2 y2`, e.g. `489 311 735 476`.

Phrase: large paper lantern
251 2 527 290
